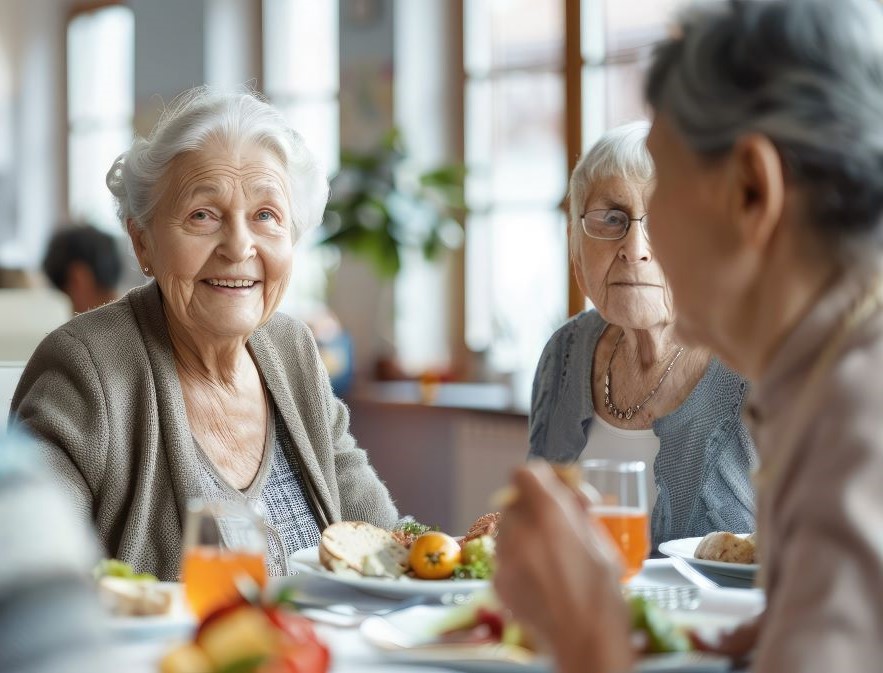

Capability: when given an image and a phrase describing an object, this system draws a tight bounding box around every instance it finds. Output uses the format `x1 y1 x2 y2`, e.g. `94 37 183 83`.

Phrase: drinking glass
581 459 650 582
182 498 268 619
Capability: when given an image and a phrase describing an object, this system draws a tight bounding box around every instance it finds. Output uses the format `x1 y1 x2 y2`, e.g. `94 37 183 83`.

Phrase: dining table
107 557 765 673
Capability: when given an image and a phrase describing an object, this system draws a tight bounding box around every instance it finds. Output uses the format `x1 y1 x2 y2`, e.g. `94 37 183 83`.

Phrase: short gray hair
646 0 883 245
569 121 654 253
106 87 329 240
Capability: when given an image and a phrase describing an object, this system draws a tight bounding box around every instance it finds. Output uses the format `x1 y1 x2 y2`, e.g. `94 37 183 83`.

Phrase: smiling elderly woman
530 121 756 549
11 89 398 580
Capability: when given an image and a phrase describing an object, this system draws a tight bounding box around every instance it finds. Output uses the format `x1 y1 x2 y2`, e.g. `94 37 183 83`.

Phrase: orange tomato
409 531 462 579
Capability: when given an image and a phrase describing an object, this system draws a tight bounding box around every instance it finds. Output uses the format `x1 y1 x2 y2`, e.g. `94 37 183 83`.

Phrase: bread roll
319 521 409 578
694 531 756 564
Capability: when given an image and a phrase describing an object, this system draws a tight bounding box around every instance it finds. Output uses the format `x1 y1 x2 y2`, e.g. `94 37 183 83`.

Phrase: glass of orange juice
182 499 267 619
581 459 649 582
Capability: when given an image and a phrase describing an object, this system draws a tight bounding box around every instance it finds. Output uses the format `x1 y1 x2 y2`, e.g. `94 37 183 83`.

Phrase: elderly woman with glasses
529 121 755 549
497 1 883 671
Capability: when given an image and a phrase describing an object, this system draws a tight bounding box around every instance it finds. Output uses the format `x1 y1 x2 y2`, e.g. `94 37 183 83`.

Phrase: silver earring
143 266 150 274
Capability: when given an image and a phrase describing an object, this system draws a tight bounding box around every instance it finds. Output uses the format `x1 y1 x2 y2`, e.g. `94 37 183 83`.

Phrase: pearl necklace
604 330 684 421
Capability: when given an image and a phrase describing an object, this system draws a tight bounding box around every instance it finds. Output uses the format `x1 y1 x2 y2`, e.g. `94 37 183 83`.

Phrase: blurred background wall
0 0 687 398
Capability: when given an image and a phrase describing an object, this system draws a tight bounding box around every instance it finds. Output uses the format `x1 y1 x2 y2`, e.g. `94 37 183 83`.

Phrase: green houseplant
319 128 465 277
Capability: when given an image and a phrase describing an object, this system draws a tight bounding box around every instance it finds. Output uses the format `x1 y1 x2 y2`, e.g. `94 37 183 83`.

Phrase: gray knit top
195 405 322 577
529 310 757 549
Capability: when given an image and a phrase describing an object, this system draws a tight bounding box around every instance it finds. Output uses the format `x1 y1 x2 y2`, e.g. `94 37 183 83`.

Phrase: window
263 0 340 315
67 4 134 233
463 0 570 385
582 0 685 150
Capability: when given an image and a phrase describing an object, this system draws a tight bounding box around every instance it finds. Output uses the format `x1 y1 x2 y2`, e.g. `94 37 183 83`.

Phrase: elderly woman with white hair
530 121 755 550
11 88 398 580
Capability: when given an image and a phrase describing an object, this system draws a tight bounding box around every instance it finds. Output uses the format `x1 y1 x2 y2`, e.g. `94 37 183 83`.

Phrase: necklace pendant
625 408 633 420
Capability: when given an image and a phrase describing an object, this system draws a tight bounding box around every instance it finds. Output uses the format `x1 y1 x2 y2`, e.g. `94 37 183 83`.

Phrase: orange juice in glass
581 459 650 582
182 499 267 619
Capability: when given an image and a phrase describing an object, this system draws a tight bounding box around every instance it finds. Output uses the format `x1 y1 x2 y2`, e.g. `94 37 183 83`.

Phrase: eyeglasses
580 209 649 241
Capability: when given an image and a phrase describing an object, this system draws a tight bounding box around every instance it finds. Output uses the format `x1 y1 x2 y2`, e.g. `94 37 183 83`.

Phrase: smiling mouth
205 278 259 288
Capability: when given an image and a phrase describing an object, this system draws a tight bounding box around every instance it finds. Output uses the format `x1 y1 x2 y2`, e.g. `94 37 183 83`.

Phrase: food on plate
94 558 172 616
435 592 691 658
317 515 500 581
94 558 158 581
435 591 532 650
160 601 330 673
318 521 408 578
463 512 501 542
409 531 462 579
694 531 757 564
97 576 173 616
452 535 496 579
628 595 691 654
390 520 437 548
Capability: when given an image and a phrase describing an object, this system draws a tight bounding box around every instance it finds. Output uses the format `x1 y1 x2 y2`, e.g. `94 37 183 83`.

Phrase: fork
669 556 721 590
624 585 701 610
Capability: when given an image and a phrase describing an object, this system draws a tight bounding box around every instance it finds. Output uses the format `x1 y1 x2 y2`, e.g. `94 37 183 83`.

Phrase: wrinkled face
129 141 293 341
572 175 674 330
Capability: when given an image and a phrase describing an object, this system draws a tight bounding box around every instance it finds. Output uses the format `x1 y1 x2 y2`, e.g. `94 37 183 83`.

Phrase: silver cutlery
624 585 701 610
669 556 721 590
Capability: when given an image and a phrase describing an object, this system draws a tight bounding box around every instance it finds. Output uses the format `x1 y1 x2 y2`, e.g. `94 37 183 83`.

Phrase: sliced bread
319 521 409 578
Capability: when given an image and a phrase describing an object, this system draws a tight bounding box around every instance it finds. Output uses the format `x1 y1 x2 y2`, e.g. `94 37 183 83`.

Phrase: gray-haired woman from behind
530 121 755 550
494 1 883 672
12 88 399 580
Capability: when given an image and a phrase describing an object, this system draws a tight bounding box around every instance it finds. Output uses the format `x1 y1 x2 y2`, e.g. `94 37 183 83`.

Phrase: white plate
102 582 196 639
361 605 732 673
289 546 490 599
658 536 758 581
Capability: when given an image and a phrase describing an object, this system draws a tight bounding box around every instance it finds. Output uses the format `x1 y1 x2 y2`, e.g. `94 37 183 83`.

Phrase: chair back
0 362 25 433
0 289 70 361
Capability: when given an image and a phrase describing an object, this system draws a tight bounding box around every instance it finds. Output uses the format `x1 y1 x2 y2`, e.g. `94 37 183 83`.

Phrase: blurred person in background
11 88 398 581
42 224 122 313
495 0 883 671
530 122 755 550
0 434 111 673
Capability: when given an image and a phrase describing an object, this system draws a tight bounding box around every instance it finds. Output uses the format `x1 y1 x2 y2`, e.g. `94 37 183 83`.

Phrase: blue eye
191 210 210 221
257 210 275 222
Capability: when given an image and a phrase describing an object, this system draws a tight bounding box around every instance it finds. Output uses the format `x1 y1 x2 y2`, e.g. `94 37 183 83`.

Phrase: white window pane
67 6 134 123
280 227 338 316
466 209 568 375
69 127 132 233
263 0 339 97
465 0 564 75
466 74 566 208
604 0 690 53
277 100 340 176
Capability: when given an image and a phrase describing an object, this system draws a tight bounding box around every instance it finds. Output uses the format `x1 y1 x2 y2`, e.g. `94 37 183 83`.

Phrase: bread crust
694 531 756 564
318 521 409 576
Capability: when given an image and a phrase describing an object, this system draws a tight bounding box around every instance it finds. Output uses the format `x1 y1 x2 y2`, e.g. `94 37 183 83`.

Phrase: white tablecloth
109 559 765 673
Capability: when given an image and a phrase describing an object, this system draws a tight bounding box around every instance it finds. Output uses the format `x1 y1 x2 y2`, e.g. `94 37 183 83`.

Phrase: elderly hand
493 462 634 673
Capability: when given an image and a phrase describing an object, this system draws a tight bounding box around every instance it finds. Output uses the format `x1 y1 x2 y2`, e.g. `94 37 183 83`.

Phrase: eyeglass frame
579 209 649 241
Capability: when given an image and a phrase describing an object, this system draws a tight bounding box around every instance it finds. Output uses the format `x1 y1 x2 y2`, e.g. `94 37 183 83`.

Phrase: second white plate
658 536 758 581
361 605 732 673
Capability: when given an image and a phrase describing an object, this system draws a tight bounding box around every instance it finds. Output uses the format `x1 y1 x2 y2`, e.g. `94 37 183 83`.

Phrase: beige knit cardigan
10 282 399 580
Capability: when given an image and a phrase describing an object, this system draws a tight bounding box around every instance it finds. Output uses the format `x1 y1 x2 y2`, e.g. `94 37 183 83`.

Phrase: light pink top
745 269 883 672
